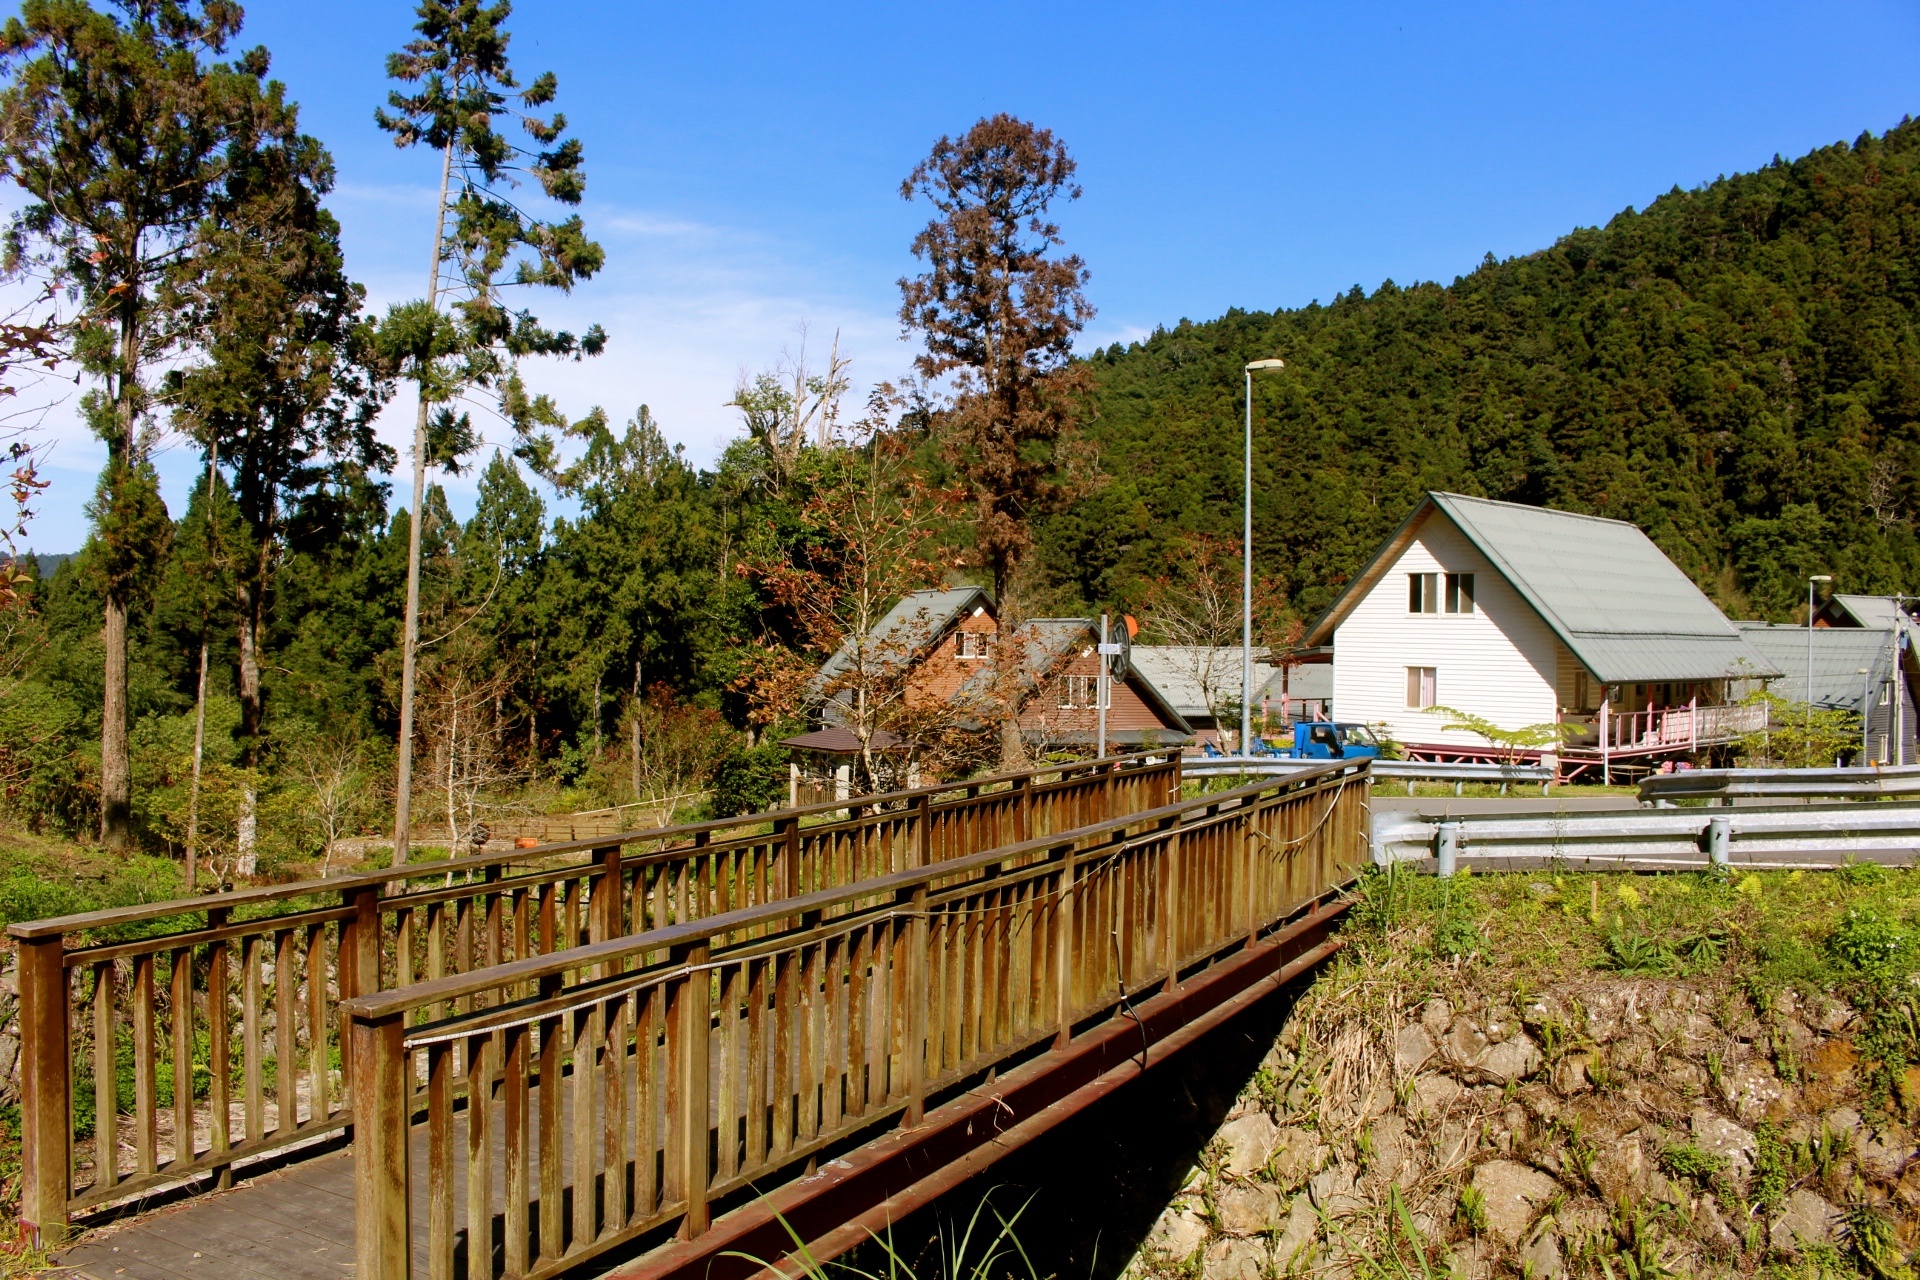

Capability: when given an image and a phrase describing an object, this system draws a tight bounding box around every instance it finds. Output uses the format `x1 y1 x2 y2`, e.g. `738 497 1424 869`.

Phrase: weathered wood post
16 930 70 1246
670 940 712 1239
1160 813 1183 994
1053 842 1078 1050
205 907 231 1190
349 1004 411 1279
592 842 624 941
903 794 932 1126
340 886 380 1114
777 815 799 901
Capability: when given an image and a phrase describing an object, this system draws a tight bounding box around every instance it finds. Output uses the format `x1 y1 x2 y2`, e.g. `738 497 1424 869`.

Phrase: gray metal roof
1735 622 1899 711
1307 493 1781 684
1825 594 1905 630
956 620 1194 734
1126 647 1279 719
818 586 990 682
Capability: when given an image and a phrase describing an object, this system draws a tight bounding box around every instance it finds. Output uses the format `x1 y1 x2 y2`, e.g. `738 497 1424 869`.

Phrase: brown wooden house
810 589 1192 758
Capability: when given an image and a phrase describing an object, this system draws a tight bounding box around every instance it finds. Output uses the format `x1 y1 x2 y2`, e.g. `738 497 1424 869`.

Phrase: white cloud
16 194 917 550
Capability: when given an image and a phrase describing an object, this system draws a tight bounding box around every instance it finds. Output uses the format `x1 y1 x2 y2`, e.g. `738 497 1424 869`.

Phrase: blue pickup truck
1271 721 1383 761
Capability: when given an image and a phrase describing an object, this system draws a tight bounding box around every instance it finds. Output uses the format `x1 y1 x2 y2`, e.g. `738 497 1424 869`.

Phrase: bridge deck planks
57 1062 585 1280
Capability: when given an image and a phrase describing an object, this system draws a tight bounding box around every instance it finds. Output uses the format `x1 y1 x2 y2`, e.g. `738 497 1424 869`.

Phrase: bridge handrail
7 751 1170 941
341 759 1354 1021
12 751 1181 1238
342 759 1370 1278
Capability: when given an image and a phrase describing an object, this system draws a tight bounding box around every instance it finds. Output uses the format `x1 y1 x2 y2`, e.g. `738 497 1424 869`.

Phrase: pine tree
0 0 286 847
163 89 388 874
374 0 605 862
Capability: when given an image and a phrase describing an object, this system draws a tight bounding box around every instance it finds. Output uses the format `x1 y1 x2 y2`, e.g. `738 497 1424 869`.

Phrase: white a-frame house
1302 493 1779 780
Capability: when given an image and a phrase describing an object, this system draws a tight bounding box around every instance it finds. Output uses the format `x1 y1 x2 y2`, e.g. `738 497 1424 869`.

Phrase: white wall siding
1331 515 1560 749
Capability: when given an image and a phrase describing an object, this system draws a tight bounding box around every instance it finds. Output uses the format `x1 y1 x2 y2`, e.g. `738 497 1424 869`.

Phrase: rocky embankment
1129 976 1919 1279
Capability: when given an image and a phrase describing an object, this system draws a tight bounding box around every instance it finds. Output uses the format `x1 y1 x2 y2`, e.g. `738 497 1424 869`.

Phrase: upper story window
955 630 989 659
1445 572 1475 614
1408 573 1437 614
1408 571 1474 614
1059 674 1105 709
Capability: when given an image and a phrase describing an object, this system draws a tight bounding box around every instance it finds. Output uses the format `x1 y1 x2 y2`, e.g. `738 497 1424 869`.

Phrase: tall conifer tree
375 0 604 863
0 0 292 847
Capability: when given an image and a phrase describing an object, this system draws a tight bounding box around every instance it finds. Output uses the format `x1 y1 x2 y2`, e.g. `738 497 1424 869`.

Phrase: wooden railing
1564 700 1770 753
340 760 1367 1279
10 753 1181 1240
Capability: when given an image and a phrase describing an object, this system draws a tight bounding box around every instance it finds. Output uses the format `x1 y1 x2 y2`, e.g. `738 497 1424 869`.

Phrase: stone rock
1823 1107 1863 1139
1552 1053 1592 1095
1768 1189 1840 1254
1411 1074 1462 1119
1721 1060 1790 1124
1270 1126 1324 1186
1370 1115 1411 1184
1860 1131 1915 1181
1691 1109 1756 1179
1693 1194 1740 1254
1396 1023 1437 1075
1517 1084 1561 1125
1216 1182 1284 1235
1477 1034 1542 1084
1470 1159 1561 1245
1144 1205 1209 1262
1216 1112 1282 1177
1273 1194 1318 1269
1203 1237 1269 1280
1422 999 1454 1037
1450 1237 1498 1280
1592 1135 1649 1204
1681 1013 1721 1055
1443 1017 1492 1071
1308 1159 1358 1215
1811 998 1854 1034
1520 1229 1564 1280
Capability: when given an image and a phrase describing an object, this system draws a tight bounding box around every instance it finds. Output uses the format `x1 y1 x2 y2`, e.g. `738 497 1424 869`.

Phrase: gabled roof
1305 492 1781 684
1820 593 1905 630
1734 623 1897 711
956 619 1195 736
817 586 991 684
781 727 908 754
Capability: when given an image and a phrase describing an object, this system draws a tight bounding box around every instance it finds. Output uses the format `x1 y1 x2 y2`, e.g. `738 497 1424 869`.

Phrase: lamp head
1245 358 1286 372
1811 575 1833 583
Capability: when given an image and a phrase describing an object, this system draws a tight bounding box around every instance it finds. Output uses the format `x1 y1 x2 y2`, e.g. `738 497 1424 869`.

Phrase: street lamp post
1243 358 1285 756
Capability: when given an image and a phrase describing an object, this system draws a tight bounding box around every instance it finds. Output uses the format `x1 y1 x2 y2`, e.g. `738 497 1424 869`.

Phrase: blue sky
18 0 1920 551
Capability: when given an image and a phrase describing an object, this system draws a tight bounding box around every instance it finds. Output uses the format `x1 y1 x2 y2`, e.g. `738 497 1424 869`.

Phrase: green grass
1352 859 1920 1108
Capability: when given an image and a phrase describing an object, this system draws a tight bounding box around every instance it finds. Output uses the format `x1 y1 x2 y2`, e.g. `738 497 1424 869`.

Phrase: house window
1407 573 1438 614
1405 666 1437 710
1059 674 1105 709
955 630 988 659
1445 572 1475 614
1573 671 1590 711
1882 682 1893 706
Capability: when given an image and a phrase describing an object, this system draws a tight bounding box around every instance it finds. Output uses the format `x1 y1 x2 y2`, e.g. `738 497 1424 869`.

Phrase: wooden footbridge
12 753 1369 1279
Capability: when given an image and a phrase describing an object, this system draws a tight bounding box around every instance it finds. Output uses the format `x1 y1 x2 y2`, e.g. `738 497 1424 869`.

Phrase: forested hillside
1041 117 1920 626
9 108 1920 868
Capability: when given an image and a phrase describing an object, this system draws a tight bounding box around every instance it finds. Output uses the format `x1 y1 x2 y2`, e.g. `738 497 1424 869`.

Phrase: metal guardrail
1638 764 1920 803
1184 756 1552 792
1372 800 1920 868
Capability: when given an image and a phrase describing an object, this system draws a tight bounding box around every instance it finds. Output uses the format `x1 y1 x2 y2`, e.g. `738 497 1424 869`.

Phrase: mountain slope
1043 118 1920 627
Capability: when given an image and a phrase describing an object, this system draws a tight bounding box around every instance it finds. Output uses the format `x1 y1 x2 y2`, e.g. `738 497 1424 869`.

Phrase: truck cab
1289 721 1382 760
